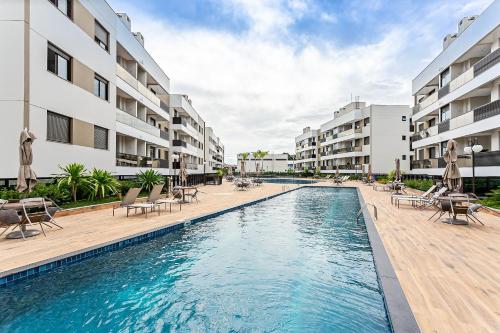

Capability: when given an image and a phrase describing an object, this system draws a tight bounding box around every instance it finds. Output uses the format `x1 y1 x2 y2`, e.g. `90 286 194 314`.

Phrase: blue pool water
0 187 390 332
261 177 317 185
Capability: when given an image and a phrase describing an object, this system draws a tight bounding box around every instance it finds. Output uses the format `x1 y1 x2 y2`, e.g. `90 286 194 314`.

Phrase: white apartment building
294 127 319 172
237 153 290 173
295 102 411 175
0 0 223 181
410 1 500 178
205 127 224 173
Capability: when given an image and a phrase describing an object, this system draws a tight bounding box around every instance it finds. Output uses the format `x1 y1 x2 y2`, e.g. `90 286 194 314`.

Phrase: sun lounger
20 197 63 236
0 208 25 239
113 188 160 218
391 185 436 206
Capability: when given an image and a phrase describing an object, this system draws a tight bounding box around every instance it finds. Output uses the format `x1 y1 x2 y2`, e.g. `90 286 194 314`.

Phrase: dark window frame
402 115 407 121
47 111 72 144
94 20 109 51
47 43 72 81
48 0 72 19
402 135 406 141
93 74 109 100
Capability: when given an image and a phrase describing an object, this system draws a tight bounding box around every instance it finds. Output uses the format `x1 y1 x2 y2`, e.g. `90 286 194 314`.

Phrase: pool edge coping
355 187 421 333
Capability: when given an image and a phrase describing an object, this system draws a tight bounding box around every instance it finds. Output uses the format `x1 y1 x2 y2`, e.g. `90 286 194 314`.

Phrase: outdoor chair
113 188 160 218
185 188 201 203
427 199 453 223
0 209 24 239
415 187 448 210
20 197 63 236
391 185 437 206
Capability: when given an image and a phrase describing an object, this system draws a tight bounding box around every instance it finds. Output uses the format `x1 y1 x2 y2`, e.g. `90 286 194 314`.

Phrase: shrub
387 170 396 182
404 179 433 192
136 169 164 192
377 176 388 184
480 188 500 209
54 163 89 202
119 180 139 195
31 183 71 205
87 168 120 199
0 187 21 200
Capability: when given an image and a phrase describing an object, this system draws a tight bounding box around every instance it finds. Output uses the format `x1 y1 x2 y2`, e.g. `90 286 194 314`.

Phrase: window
47 111 71 143
48 0 72 18
402 155 406 160
94 20 109 51
363 136 370 145
93 74 108 100
402 116 407 121
440 68 450 87
428 118 436 127
363 117 370 126
47 43 71 81
440 104 450 122
402 135 406 141
93 126 108 150
364 156 370 164
440 141 447 157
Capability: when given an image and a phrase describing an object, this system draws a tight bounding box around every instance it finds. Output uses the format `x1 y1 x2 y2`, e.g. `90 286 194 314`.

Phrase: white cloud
111 0 493 164
319 12 337 23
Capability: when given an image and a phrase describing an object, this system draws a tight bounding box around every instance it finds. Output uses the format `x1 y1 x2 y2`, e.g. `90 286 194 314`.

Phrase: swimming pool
261 177 317 184
0 187 391 332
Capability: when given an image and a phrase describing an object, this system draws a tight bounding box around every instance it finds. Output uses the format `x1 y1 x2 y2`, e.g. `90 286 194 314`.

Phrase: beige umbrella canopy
179 153 188 186
442 139 462 192
368 164 372 181
395 158 401 182
17 129 37 192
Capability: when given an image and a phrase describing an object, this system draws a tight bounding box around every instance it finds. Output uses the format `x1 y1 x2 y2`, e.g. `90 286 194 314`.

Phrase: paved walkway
1 180 499 332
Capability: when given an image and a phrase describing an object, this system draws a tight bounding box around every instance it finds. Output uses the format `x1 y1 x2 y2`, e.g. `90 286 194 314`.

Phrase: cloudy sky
108 0 492 164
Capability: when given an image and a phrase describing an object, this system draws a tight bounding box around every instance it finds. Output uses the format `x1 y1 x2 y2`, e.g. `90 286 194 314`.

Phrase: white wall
370 105 411 174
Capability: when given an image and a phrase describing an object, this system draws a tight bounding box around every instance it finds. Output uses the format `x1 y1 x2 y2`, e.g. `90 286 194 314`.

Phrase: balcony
411 151 500 170
116 64 160 107
474 99 500 122
332 146 362 154
437 84 450 99
116 153 168 169
172 117 187 126
116 109 162 138
473 47 500 77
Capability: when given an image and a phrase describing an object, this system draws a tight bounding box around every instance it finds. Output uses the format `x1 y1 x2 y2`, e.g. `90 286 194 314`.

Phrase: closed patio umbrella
368 164 372 181
180 153 188 186
335 160 340 178
17 129 37 193
395 158 401 182
442 139 462 192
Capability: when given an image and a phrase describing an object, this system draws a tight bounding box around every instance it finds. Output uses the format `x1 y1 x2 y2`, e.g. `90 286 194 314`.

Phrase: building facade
294 127 319 172
295 102 411 175
237 153 290 173
0 0 223 180
204 127 224 173
410 1 500 179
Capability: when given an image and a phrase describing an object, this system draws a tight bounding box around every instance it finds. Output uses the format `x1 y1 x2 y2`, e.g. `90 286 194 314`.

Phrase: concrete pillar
491 131 500 152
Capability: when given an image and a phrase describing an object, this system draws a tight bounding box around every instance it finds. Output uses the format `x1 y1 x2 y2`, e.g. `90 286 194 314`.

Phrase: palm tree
54 163 88 203
88 168 120 199
240 152 250 177
252 151 260 176
258 150 268 175
252 150 268 176
136 169 164 192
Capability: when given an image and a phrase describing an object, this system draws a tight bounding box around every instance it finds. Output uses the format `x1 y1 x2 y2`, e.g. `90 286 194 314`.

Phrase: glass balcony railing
116 153 168 168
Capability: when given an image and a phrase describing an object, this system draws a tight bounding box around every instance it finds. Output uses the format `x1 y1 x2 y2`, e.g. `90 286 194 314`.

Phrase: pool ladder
356 203 378 222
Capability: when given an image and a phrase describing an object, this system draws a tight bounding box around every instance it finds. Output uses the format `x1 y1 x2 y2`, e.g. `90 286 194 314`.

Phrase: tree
252 150 268 176
54 163 89 203
136 169 164 192
240 152 250 177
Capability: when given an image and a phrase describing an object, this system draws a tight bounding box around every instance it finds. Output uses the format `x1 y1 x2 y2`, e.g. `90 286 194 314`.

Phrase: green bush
480 188 500 209
136 169 164 192
376 176 388 184
0 183 70 205
87 168 120 199
404 179 434 192
118 180 138 195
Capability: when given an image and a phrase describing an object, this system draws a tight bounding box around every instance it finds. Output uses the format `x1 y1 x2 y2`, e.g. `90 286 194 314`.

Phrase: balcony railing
473 47 500 76
116 153 168 169
160 130 169 140
116 109 162 138
474 99 500 122
332 146 362 154
116 64 160 107
437 84 450 99
437 119 450 133
412 105 421 115
172 139 187 148
172 117 187 126
411 151 500 170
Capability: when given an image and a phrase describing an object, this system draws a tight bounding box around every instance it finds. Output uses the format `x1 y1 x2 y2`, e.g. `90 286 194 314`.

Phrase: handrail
357 203 377 222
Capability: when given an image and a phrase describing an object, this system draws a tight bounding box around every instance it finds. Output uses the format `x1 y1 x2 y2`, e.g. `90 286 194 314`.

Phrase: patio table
175 186 196 203
437 196 476 225
1 201 53 239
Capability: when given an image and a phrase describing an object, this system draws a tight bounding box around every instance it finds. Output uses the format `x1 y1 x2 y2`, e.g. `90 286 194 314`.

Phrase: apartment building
237 153 290 173
0 0 223 180
410 1 500 179
204 127 224 172
294 127 319 172
295 102 411 175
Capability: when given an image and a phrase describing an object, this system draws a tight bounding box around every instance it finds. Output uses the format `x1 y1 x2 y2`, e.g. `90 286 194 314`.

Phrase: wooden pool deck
0 181 499 332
